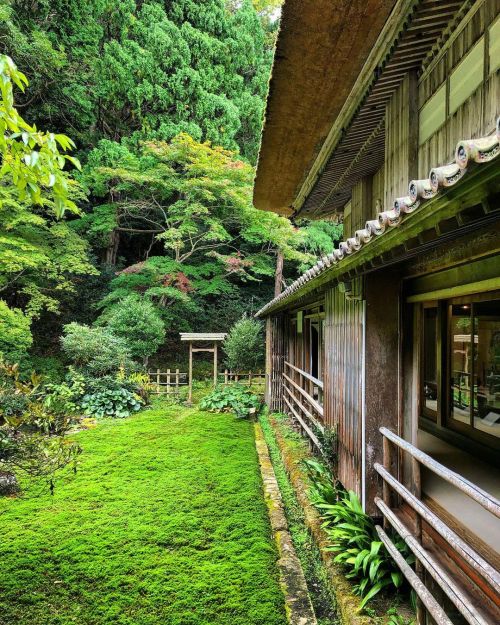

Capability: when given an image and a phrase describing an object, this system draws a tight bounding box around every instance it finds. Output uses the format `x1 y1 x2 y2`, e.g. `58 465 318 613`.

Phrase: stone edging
254 423 317 625
267 416 374 625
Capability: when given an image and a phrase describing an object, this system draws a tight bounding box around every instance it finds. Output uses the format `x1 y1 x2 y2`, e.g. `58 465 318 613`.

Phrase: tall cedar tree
0 0 273 163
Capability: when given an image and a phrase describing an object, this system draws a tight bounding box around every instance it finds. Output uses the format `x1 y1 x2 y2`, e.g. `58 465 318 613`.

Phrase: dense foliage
304 459 413 610
224 316 264 371
200 384 263 418
0 0 274 163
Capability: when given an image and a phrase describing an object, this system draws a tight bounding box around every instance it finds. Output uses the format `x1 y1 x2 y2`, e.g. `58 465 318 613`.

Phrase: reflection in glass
450 305 473 426
423 307 438 418
473 300 500 438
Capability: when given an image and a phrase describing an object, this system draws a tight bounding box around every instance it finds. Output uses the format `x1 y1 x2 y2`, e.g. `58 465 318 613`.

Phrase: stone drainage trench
255 423 318 625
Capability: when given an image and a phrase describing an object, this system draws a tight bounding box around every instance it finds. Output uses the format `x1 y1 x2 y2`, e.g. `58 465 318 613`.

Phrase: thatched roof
253 0 398 215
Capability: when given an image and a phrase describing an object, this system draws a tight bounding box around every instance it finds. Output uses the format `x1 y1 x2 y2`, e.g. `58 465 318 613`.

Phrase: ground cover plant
200 383 263 418
0 401 287 625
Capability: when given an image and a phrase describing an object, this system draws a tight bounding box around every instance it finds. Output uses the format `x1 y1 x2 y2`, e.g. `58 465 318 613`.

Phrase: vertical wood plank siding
384 73 418 207
324 280 364 496
418 1 500 177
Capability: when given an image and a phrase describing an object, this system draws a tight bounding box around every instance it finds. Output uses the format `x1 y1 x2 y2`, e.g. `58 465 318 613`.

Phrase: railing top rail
379 427 500 519
284 361 323 389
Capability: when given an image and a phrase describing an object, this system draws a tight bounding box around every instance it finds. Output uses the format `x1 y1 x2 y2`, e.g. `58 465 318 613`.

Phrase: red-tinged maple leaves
161 271 194 293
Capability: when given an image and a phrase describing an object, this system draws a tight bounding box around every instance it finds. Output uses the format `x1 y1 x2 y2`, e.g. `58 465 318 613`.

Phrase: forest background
0 0 342 375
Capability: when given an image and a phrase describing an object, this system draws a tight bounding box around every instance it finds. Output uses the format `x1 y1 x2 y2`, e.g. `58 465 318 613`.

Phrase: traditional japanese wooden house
254 1 500 623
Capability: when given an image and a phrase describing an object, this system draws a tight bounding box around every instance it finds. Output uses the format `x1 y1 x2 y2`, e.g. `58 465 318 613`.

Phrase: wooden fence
147 369 188 395
218 370 265 386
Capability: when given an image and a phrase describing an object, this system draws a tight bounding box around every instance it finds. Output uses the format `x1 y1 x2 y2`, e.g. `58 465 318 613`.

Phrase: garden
0 2 413 624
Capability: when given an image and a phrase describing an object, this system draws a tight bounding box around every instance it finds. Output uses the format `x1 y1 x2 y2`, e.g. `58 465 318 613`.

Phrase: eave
253 0 399 215
256 126 500 317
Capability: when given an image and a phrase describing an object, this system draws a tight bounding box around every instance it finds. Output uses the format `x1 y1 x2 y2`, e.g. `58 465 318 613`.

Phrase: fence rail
375 427 500 625
282 361 324 452
147 369 188 394
218 370 265 386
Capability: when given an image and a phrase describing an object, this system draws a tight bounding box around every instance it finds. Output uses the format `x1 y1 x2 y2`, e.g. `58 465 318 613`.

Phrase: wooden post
156 368 160 395
412 456 425 625
249 371 252 387
188 342 193 405
166 368 171 395
224 369 228 385
213 342 218 386
382 435 392 529
175 368 179 395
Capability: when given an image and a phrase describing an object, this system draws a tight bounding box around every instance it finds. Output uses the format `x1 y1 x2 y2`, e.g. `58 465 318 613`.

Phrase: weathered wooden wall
350 176 373 237
364 268 401 515
384 72 419 207
418 1 500 177
323 279 364 497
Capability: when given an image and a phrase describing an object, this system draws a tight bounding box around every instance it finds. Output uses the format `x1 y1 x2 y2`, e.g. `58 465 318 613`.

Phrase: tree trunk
104 229 120 266
274 249 284 297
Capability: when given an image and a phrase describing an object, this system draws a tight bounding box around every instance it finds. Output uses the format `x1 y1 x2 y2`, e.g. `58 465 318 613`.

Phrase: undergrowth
259 412 339 625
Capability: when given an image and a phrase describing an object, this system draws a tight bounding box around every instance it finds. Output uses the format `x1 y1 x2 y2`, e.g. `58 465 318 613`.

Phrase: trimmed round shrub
61 323 134 375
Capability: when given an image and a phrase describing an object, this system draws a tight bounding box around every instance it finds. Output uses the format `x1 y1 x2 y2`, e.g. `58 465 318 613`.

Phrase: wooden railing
147 369 188 394
282 361 324 451
375 427 500 625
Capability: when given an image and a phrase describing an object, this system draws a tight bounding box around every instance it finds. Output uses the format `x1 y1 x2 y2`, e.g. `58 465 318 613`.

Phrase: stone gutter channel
255 423 318 625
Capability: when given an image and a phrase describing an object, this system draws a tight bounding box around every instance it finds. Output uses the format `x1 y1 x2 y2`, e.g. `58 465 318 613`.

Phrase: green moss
0 403 287 625
259 412 339 625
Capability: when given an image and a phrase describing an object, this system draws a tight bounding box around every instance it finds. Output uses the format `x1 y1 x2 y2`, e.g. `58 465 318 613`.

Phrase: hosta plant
81 387 143 419
304 459 414 610
200 384 262 418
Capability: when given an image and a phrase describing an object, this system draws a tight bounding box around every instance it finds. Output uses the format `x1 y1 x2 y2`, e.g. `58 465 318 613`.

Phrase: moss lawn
0 402 287 625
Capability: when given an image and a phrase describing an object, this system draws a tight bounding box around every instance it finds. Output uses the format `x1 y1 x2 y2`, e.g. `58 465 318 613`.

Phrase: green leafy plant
223 316 264 372
200 384 262 418
0 361 80 492
81 376 143 419
304 459 413 610
61 323 134 376
81 388 143 419
42 368 86 417
99 295 165 365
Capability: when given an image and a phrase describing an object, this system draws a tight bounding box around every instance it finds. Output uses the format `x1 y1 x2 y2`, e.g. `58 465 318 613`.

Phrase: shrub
81 376 143 418
200 384 262 418
82 387 143 419
100 296 165 364
42 369 86 417
0 362 80 492
304 460 413 610
223 316 264 372
0 301 32 365
61 323 134 375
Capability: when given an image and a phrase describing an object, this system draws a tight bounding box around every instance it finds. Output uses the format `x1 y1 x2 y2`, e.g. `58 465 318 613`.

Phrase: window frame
418 292 500 452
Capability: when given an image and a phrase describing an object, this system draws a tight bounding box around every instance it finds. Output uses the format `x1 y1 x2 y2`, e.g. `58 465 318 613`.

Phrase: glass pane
473 300 500 438
422 307 438 418
450 304 472 426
